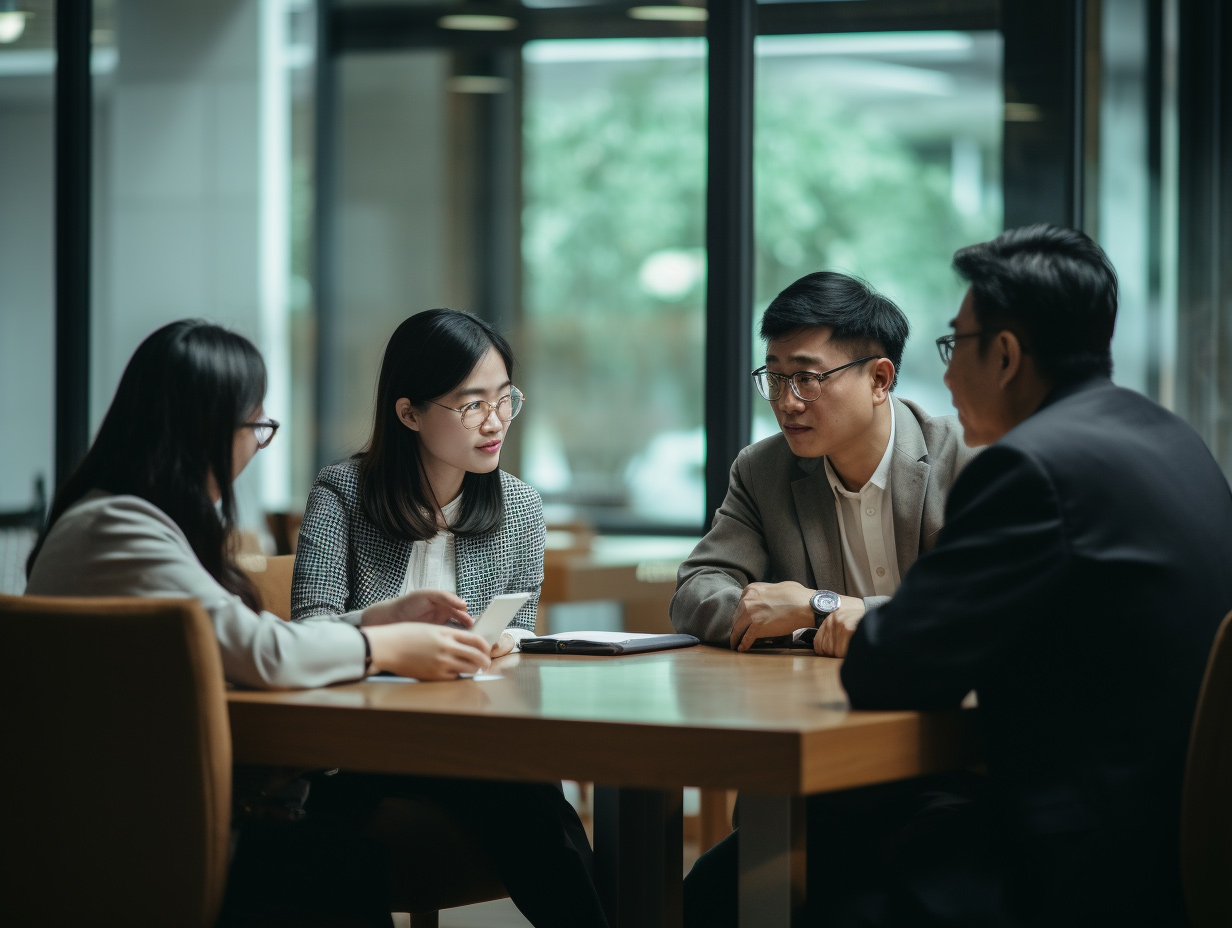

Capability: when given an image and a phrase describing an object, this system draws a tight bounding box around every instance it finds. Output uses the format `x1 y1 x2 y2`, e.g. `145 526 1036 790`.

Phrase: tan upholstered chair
1181 609 1232 928
2 594 231 927
238 555 508 927
239 553 296 621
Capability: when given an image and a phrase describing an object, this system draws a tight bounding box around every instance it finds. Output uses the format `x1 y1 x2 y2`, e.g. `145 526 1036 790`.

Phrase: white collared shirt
397 494 534 648
822 405 901 599
398 495 463 597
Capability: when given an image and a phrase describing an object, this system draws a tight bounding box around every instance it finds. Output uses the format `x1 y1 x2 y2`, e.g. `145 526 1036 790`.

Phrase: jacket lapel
889 397 931 577
791 467 846 591
456 530 499 616
373 535 412 605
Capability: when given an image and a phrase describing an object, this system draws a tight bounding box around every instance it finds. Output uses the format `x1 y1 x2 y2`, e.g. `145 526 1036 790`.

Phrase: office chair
240 553 296 620
1 594 231 927
1181 609 1232 928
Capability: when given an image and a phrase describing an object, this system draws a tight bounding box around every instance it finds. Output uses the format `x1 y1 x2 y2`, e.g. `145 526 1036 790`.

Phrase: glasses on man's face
935 331 983 366
429 387 525 430
241 417 280 450
751 357 877 403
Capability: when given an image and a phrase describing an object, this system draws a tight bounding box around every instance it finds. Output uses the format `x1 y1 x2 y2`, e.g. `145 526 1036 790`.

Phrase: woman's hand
490 631 517 659
362 590 472 628
363 624 491 680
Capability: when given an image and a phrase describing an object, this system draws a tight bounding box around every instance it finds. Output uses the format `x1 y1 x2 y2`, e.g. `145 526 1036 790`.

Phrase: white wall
95 0 291 523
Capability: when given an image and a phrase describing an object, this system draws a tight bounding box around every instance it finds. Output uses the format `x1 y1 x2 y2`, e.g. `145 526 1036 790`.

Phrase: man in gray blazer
672 271 977 656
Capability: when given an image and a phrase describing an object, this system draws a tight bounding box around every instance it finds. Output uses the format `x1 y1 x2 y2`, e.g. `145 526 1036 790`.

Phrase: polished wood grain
227 645 979 796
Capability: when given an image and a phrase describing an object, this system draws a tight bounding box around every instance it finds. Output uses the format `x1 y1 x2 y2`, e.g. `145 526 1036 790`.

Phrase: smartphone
470 592 532 645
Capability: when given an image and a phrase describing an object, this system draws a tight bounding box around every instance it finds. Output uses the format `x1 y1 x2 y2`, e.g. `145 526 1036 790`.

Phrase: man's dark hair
952 224 1118 384
760 271 909 389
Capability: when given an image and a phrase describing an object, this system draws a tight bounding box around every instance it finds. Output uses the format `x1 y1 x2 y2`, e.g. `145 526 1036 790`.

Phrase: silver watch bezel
811 589 842 623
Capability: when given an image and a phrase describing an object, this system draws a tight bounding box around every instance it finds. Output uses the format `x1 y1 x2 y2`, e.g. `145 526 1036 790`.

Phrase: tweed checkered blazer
290 459 544 632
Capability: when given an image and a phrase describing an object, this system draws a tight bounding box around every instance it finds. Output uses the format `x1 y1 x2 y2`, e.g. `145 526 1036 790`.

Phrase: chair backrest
1 594 232 927
240 553 296 621
1181 609 1232 928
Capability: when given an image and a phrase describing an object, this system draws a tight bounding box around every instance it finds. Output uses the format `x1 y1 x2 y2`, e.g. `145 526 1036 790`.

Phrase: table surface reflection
227 646 979 795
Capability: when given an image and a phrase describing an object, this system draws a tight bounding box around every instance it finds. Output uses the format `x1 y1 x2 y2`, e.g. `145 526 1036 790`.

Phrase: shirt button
865 507 876 516
876 567 886 577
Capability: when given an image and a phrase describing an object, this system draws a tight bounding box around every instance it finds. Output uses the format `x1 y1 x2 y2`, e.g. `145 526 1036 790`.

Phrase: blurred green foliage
522 43 999 515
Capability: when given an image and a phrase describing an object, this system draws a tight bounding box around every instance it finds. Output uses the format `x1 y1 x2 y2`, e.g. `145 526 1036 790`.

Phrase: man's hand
730 581 815 651
813 596 867 657
362 590 472 628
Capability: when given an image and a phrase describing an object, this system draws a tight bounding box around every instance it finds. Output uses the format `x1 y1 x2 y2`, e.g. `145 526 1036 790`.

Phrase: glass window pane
0 0 57 590
1098 0 1156 399
522 38 707 529
752 30 1003 437
88 0 302 544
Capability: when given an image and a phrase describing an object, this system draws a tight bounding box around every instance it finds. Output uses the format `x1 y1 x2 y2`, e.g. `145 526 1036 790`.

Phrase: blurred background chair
265 510 304 557
238 553 296 621
0 476 45 595
2 594 231 927
1181 609 1232 928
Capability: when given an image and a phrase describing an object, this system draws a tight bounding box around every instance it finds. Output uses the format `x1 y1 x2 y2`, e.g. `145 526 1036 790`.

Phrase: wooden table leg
594 785 684 928
737 794 806 928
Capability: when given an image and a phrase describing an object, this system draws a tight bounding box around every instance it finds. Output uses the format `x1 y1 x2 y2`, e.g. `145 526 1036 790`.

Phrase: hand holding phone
470 592 532 646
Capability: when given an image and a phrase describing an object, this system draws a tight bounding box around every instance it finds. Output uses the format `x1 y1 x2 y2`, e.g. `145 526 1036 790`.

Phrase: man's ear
395 398 420 432
870 358 896 404
995 331 1025 389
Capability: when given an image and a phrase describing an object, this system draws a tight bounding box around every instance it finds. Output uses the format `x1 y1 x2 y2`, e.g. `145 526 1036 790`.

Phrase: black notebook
519 631 699 656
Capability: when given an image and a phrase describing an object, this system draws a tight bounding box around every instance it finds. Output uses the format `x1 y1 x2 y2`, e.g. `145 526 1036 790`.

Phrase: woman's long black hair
359 309 513 543
28 320 266 611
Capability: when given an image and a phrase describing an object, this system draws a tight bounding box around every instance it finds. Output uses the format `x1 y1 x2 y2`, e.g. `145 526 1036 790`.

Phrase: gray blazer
291 460 544 633
24 492 368 689
671 397 978 644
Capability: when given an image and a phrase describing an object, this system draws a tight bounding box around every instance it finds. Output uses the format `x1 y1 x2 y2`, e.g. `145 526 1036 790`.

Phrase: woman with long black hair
293 308 540 655
25 319 498 926
291 308 608 928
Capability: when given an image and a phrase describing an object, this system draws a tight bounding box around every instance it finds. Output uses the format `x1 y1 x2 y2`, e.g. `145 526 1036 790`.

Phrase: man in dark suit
837 224 1232 926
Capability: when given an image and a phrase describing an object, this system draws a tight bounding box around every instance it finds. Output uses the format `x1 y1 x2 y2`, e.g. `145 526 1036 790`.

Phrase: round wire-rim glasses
241 417 280 449
429 387 526 429
750 357 878 403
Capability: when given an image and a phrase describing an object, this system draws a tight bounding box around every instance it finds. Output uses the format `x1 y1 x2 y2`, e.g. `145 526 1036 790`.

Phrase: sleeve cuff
503 626 537 651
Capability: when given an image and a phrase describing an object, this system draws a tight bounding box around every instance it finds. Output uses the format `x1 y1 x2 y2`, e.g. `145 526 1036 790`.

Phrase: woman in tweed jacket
292 465 544 653
290 309 608 928
292 314 544 657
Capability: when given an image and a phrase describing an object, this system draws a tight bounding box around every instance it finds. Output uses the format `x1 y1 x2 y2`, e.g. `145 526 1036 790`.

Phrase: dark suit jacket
842 376 1232 926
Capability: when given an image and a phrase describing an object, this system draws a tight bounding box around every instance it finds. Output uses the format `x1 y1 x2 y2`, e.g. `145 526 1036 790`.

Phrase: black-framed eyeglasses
428 387 525 430
935 331 983 365
241 418 280 449
751 357 878 403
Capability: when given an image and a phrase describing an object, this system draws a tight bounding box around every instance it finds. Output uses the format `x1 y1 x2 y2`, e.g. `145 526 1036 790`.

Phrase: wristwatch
810 589 842 628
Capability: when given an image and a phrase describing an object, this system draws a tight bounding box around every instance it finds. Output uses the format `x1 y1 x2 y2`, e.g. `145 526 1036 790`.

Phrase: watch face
812 590 841 614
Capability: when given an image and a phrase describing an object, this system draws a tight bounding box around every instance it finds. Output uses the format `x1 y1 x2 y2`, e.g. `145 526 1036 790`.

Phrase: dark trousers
683 773 1006 928
219 772 609 928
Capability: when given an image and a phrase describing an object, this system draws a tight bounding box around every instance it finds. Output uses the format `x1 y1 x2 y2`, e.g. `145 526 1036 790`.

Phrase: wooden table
228 645 979 928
